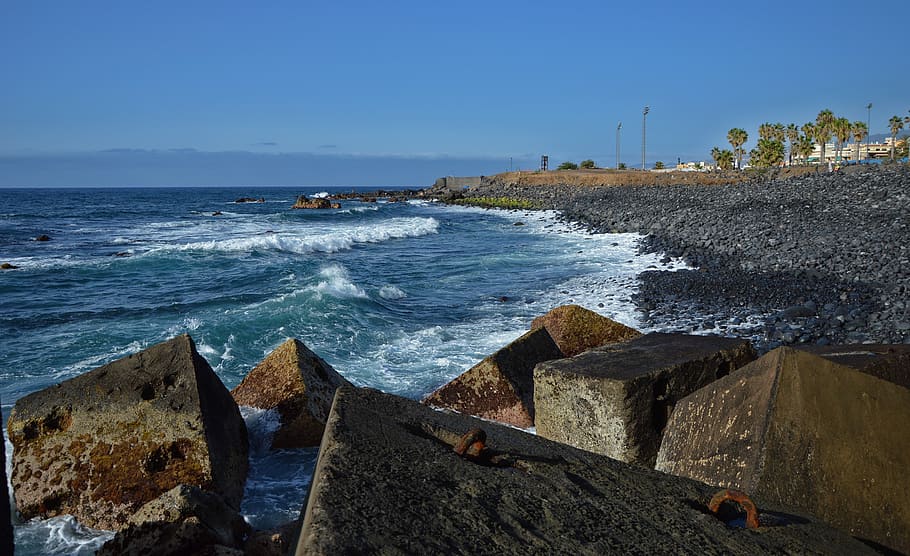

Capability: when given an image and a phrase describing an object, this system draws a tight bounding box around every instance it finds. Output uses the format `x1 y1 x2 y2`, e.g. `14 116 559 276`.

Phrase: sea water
0 186 680 554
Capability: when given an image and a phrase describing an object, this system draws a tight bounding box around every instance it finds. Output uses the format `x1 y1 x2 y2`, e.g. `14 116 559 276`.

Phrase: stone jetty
295 386 874 554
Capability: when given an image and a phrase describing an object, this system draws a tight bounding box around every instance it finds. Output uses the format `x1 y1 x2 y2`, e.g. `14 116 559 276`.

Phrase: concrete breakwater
463 164 910 350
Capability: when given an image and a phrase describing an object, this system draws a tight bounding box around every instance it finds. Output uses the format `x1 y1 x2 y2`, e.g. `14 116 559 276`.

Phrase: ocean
0 186 677 554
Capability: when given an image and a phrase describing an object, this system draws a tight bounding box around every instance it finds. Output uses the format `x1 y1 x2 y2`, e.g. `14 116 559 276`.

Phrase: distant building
675 161 708 171
805 138 899 163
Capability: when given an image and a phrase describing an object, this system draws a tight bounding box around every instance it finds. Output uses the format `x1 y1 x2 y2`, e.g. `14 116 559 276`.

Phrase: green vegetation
710 147 734 170
579 159 596 169
450 197 544 210
889 115 905 161
727 128 748 169
617 162 627 170
653 161 665 169
749 138 785 168
557 161 579 170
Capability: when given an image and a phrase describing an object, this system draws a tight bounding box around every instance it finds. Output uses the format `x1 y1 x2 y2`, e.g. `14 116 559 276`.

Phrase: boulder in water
231 339 351 449
292 196 340 209
35 234 51 241
6 334 249 530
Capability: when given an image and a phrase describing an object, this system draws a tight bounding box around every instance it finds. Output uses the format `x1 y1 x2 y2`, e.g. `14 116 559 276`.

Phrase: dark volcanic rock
423 328 563 428
35 234 51 241
295 386 874 554
231 338 351 449
291 196 340 209
97 484 250 556
465 165 910 349
529 304 641 357
656 347 910 554
6 334 249 530
1 397 12 556
534 333 755 467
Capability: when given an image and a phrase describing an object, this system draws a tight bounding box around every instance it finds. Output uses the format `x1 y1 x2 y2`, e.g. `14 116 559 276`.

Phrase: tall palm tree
815 109 836 166
889 115 905 160
714 148 734 171
833 117 851 162
786 123 799 165
797 135 815 165
851 121 868 161
727 128 748 169
801 122 816 164
758 123 773 141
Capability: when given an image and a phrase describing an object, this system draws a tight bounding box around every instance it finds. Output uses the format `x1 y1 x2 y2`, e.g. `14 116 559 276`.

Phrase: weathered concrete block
656 347 910 554
423 328 563 428
534 333 755 466
97 484 250 556
1 396 12 556
231 339 351 449
7 334 248 530
295 386 873 554
530 304 641 357
797 343 910 389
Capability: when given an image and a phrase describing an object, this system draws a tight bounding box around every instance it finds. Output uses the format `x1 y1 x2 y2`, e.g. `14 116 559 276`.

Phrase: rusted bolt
708 489 760 529
454 428 487 460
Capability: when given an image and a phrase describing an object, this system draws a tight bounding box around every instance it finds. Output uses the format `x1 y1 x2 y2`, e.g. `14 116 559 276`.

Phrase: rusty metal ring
454 428 486 457
708 489 760 529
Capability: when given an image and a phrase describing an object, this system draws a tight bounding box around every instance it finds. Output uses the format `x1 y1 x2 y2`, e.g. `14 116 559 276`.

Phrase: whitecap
308 264 367 299
378 285 406 300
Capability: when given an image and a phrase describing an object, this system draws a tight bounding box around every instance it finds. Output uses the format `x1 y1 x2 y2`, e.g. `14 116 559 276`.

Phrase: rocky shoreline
456 164 910 351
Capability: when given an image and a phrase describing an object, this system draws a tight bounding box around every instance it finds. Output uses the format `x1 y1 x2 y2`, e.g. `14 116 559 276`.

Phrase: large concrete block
656 347 910 554
7 335 248 530
231 339 351 449
797 344 910 389
423 328 563 428
295 386 873 554
530 304 641 357
534 333 755 466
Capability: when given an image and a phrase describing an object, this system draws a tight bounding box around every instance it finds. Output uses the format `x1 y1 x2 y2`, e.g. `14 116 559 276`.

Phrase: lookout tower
540 155 548 171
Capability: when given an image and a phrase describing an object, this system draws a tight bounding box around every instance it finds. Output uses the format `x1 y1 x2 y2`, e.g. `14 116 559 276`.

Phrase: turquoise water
1 186 669 554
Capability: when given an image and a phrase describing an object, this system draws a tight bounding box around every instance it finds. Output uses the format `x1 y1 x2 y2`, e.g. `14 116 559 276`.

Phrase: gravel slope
465 165 910 351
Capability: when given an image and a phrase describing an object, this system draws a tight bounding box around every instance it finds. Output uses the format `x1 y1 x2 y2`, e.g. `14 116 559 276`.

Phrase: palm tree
800 122 816 164
796 135 815 165
758 123 774 141
889 115 905 160
833 117 851 162
851 121 868 161
815 109 836 166
786 123 799 165
711 147 734 170
727 128 748 169
711 146 721 167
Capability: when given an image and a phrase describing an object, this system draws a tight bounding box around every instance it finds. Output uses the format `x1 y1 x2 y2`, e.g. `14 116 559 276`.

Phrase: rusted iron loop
708 489 760 529
453 428 487 459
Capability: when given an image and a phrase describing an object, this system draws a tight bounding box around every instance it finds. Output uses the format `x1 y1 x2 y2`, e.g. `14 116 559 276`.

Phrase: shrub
579 159 596 169
557 161 579 170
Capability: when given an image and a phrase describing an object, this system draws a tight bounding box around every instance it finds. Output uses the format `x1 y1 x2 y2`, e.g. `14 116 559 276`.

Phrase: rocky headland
455 164 910 351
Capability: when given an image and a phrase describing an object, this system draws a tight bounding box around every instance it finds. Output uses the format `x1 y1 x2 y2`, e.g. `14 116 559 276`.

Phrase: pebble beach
464 164 910 351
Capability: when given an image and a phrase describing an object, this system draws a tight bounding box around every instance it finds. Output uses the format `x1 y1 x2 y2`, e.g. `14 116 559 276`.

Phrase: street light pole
616 121 622 169
641 106 650 170
867 103 872 148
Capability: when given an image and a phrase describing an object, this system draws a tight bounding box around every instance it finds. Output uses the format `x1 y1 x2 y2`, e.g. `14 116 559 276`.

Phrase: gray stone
534 333 755 466
97 484 250 555
423 328 563 428
295 386 873 555
231 339 351 449
6 334 248 530
656 347 910 554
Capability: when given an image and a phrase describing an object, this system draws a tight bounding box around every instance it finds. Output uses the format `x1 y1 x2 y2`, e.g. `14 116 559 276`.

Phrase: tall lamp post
641 106 650 170
616 121 622 169
866 103 872 147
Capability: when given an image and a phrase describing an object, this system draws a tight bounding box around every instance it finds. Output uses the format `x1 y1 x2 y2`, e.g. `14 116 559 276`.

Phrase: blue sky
2 0 908 186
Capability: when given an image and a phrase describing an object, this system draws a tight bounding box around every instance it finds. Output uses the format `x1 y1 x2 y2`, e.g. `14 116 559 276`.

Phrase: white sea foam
308 264 367 299
14 515 114 556
378 285 407 299
147 217 439 256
